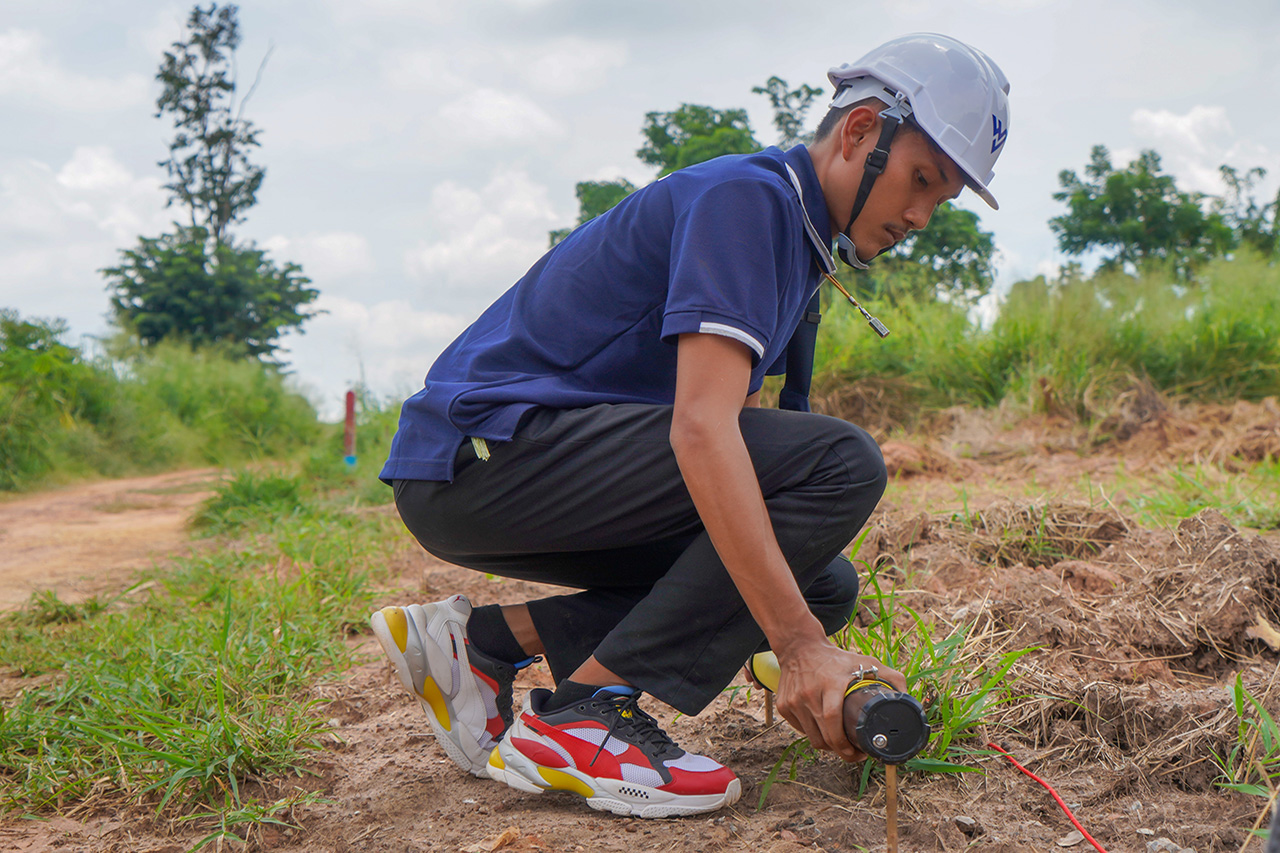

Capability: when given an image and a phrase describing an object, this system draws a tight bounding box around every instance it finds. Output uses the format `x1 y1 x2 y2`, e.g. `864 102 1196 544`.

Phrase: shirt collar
780 144 836 275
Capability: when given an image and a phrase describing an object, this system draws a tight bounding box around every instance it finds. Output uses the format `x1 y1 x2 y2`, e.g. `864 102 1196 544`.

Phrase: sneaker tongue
590 688 685 761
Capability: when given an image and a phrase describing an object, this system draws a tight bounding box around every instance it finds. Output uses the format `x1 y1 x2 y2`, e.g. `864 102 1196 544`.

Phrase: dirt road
0 469 220 610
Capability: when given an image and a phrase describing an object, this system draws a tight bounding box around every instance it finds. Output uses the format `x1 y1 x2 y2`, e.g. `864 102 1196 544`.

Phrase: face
833 113 967 259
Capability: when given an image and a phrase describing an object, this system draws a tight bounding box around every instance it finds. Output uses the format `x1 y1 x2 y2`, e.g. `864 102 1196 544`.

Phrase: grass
0 313 321 492
0 470 400 840
190 470 305 533
810 253 1280 428
1121 458 1280 530
1213 674 1280 843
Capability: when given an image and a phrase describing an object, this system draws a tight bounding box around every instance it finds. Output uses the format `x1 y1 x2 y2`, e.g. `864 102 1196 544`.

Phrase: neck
807 136 849 243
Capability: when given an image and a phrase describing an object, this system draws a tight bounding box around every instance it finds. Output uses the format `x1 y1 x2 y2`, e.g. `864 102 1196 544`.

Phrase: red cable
987 742 1110 853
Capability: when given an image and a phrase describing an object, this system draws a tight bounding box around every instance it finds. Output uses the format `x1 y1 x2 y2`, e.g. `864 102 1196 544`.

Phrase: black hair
812 95 924 143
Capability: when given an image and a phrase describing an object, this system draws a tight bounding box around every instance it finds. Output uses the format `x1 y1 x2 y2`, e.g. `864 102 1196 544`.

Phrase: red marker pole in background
343 390 357 469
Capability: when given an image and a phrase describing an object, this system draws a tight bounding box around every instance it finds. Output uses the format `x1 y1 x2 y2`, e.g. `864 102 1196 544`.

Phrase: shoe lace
587 693 679 767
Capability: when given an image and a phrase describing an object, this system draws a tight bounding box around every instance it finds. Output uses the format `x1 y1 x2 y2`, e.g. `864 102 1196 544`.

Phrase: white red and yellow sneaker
487 686 741 818
370 595 517 776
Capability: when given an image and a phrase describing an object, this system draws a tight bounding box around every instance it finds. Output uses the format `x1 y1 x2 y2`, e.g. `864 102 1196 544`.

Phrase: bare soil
5 401 1280 853
0 469 220 610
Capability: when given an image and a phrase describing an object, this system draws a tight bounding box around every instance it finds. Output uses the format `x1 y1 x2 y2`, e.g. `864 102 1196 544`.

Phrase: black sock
544 679 602 713
466 604 529 665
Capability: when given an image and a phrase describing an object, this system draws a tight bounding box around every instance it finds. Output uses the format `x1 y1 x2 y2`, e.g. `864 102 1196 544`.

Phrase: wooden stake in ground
885 763 899 853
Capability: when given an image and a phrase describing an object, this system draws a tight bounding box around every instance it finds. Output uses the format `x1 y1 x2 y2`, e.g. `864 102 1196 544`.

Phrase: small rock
1147 838 1196 853
954 815 982 837
1057 830 1084 847
328 717 341 728
1137 828 1155 836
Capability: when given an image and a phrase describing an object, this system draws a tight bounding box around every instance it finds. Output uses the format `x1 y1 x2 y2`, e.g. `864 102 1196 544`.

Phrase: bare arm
671 333 902 760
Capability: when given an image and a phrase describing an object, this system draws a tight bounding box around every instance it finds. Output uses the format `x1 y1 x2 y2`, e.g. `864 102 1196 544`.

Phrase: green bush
0 311 106 488
191 471 305 534
811 252 1280 425
0 312 320 491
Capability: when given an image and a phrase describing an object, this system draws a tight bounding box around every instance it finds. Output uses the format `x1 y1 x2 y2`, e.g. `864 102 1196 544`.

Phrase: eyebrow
930 153 952 189
928 150 964 202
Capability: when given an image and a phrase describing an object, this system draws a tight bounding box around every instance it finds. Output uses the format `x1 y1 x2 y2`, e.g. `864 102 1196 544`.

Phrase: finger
781 702 831 752
821 690 857 761
884 667 908 692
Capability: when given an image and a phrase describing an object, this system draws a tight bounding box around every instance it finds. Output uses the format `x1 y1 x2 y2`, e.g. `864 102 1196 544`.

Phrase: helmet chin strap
835 93 913 269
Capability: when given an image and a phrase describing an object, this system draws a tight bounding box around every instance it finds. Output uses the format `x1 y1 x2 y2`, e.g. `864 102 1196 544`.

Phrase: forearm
672 333 899 760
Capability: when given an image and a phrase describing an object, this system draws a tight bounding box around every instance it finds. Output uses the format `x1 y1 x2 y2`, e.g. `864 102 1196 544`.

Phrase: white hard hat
828 33 1010 209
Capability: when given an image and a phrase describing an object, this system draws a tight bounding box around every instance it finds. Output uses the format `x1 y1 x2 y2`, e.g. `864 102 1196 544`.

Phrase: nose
903 204 932 233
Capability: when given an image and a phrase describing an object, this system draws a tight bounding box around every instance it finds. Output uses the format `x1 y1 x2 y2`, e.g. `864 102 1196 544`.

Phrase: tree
156 3 265 247
104 227 316 358
105 3 317 360
549 179 638 247
637 104 761 177
873 202 996 303
1050 145 1234 275
752 77 823 148
549 104 761 244
1217 165 1278 258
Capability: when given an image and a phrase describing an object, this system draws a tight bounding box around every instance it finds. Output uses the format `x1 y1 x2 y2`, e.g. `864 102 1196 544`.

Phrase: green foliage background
0 313 319 491
802 251 1280 428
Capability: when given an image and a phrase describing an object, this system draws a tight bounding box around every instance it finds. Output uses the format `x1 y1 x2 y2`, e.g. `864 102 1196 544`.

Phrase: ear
839 106 881 161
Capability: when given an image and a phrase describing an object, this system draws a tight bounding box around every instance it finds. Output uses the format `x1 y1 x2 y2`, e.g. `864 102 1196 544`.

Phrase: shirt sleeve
660 178 797 366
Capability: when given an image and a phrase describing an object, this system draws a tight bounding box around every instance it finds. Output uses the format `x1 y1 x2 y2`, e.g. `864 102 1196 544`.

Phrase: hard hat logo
991 115 1008 154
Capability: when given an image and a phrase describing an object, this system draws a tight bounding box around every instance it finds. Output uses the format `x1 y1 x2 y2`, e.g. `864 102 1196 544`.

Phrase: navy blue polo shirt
381 144 837 483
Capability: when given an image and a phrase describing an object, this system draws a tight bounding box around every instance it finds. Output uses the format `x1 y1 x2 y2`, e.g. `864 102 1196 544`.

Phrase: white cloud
507 37 629 96
0 29 149 112
406 167 559 291
278 294 469 418
0 148 167 243
316 294 466 343
1130 105 1277 198
129 6 188 59
324 0 459 25
0 148 171 334
261 232 375 284
382 36 626 102
380 49 470 94
56 147 136 193
437 88 564 144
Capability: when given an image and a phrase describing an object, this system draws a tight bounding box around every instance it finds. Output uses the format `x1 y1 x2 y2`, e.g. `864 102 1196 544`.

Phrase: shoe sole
371 601 493 777
487 736 741 818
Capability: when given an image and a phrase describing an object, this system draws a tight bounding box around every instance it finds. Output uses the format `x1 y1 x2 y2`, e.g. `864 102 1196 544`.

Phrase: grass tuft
0 479 399 823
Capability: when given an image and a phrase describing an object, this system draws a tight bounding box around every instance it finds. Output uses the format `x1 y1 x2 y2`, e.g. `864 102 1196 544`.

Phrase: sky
3 0 1278 419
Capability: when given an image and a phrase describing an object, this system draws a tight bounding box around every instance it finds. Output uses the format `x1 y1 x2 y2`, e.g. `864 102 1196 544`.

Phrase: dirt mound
880 440 978 480
860 503 1280 800
1117 397 1280 469
866 505 1280 667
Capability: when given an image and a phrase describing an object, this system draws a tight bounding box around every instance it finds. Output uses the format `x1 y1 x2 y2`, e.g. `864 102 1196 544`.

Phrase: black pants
394 403 887 715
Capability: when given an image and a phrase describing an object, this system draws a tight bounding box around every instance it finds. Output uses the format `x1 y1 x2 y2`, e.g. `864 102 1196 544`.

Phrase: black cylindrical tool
749 652 930 764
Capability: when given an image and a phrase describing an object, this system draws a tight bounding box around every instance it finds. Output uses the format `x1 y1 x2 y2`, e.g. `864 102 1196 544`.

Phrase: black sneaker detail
529 686 683 785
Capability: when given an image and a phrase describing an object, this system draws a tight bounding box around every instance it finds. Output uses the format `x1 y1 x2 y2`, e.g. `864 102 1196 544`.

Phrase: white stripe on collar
784 163 836 276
